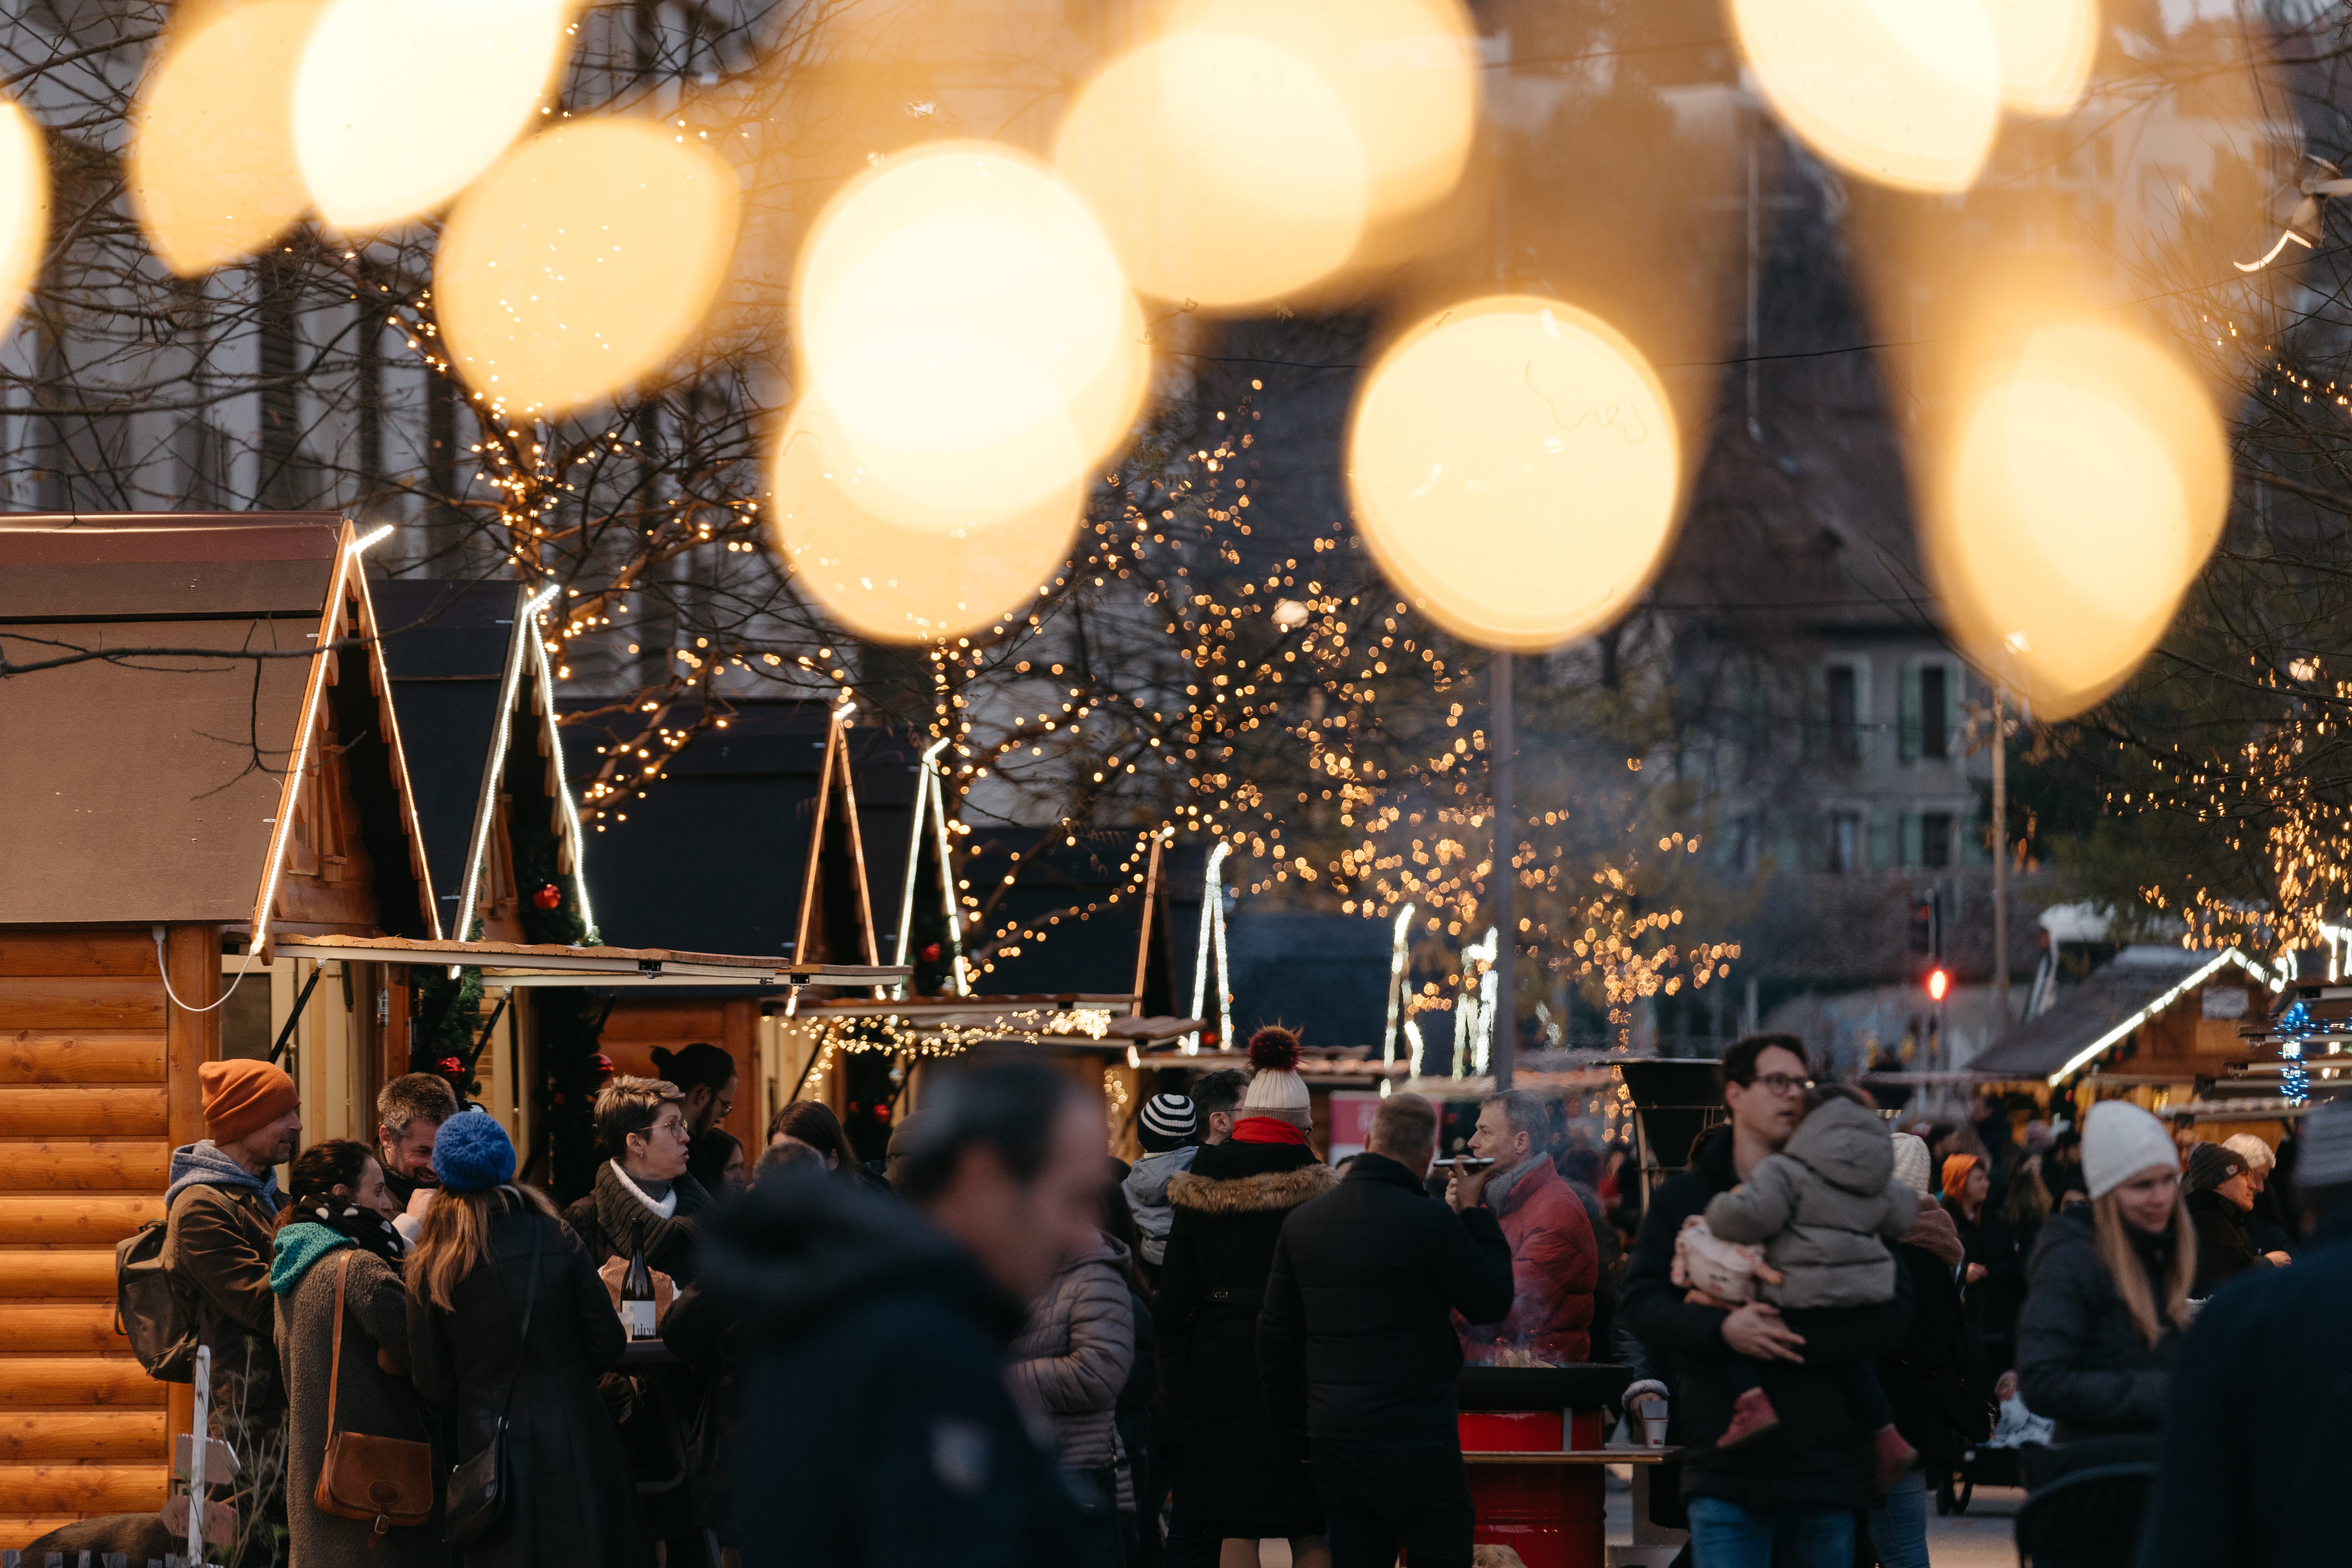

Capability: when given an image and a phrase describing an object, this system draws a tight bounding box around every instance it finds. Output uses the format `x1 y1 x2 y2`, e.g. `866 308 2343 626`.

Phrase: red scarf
1231 1116 1309 1147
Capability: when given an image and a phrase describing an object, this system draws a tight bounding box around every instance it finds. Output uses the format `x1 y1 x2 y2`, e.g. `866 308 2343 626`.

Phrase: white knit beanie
2081 1100 2179 1202
1890 1132 1932 1195
2222 1133 2275 1174
1239 1027 1312 1127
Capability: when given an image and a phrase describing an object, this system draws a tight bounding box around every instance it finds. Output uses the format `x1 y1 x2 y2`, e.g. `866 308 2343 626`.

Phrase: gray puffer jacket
1123 1147 1197 1267
1703 1096 1919 1309
1009 1232 1138 1506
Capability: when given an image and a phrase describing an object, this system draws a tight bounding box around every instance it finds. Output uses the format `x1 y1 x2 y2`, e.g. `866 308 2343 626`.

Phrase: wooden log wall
0 927 212 1548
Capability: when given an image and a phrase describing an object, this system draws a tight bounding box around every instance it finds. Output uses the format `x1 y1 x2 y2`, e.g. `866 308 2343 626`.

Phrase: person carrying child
1684 1084 1922 1491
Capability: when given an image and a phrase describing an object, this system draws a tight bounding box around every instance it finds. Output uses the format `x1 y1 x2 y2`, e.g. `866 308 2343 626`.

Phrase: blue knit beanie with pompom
431 1109 516 1193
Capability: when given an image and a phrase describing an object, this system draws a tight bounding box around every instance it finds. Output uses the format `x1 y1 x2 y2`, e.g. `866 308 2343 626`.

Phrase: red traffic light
1927 968 1950 1002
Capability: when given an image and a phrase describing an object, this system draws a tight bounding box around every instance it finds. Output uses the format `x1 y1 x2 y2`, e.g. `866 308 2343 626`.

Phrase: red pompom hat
1239 1026 1311 1127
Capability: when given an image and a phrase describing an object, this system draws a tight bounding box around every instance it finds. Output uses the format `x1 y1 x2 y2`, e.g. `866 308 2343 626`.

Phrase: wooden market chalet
0 511 1252 1542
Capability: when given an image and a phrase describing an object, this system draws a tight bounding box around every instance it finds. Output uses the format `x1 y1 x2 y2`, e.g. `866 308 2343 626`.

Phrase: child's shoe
1872 1424 1918 1492
1717 1387 1780 1449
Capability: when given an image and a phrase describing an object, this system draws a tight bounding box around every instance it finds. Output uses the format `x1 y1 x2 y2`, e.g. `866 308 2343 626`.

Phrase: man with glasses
1618 1035 1914 1568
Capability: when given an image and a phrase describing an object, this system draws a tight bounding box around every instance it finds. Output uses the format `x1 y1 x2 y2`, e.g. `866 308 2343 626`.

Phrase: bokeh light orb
1730 0 2001 193
0 96 45 338
1054 32 1367 308
129 0 321 276
796 142 1146 532
1930 321 2228 718
1165 0 1478 224
295 0 572 232
1985 0 2096 116
768 400 1083 644
1346 296 1682 653
437 119 741 416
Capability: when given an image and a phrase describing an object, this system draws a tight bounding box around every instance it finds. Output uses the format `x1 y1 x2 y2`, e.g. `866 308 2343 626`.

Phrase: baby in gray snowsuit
1699 1087 1922 1485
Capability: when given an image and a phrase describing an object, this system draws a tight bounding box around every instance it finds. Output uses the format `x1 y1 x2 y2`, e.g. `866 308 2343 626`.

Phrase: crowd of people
131 1022 2338 1568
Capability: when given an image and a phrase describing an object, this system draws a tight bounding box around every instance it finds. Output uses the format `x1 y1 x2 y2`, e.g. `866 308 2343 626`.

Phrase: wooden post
1129 832 1166 1018
162 924 218 1463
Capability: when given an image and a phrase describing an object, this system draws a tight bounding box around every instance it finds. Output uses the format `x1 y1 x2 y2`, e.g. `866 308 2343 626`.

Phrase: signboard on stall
1328 1090 1382 1160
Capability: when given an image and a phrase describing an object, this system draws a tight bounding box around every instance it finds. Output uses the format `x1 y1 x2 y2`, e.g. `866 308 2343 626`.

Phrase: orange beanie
1941 1153 1981 1205
200 1060 299 1146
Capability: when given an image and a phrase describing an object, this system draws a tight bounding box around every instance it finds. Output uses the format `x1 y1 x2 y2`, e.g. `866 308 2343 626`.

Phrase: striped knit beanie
1139 1092 1197 1153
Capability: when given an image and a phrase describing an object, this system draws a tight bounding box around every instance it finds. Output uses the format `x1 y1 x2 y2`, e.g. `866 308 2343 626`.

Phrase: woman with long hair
404 1112 642 1566
2014 1101 2193 1447
766 1099 888 1189
271 1139 436 1566
1980 1153 2052 1368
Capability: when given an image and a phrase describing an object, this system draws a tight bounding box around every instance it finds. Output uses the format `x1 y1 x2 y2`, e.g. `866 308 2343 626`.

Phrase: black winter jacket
1617 1126 1915 1515
405 1197 642 1568
2013 1207 2182 1442
2140 1206 2352 1567
700 1168 1083 1568
1156 1138 1336 1533
1258 1152 1513 1444
1880 1240 1982 1471
2185 1189 2262 1297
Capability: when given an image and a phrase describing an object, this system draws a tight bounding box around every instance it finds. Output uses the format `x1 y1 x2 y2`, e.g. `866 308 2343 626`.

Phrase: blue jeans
1867 1471 1929 1568
1685 1497 1856 1568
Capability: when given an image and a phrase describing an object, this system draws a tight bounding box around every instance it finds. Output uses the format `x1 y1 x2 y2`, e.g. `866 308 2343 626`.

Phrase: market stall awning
255 932 907 989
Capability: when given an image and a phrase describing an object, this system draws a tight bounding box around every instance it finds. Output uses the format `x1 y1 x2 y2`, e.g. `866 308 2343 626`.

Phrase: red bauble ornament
591 1052 615 1079
533 882 562 911
921 942 942 963
437 1056 464 1078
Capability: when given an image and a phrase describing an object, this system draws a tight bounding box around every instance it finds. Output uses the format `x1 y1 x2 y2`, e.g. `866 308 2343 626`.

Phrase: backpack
115 1213 199 1382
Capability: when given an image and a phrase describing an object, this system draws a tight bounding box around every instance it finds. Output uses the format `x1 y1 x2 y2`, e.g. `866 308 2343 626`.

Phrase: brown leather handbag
313 1249 435 1537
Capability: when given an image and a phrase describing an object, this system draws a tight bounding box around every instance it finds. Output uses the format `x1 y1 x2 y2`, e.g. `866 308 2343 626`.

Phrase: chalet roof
1968 946 2269 1084
0 512 436 934
375 577 515 917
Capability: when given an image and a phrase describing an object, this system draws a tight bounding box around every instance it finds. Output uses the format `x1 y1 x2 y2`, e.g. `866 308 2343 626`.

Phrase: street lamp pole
1493 651 1515 1091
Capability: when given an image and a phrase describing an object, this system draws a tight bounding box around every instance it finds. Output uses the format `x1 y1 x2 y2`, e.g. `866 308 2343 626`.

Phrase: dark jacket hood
700 1167 1027 1346
1689 1123 1738 1191
1784 1096 1895 1196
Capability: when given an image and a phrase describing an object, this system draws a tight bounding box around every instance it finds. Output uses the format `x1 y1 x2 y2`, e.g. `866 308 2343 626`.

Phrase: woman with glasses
562 1076 717 1288
2014 1100 2192 1448
561 1077 719 1566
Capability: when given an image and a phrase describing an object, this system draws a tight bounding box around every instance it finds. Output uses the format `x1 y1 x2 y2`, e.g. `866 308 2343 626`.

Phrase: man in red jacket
1449 1089 1599 1362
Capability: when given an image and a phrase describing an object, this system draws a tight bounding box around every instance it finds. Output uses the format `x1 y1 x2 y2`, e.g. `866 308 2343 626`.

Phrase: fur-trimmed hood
1167 1161 1338 1216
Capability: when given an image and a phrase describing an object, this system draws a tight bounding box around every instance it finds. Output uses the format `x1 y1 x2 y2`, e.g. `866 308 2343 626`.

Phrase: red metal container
1457 1367 1631 1568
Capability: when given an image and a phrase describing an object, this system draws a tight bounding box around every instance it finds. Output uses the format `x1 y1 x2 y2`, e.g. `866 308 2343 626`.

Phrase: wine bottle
621 1245 656 1339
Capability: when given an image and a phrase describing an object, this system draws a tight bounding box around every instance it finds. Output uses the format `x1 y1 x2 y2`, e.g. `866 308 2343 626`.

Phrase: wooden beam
0 1195 161 1246
0 1463 170 1514
0 1087 168 1138
0 1359 167 1408
0 1253 116 1298
0 1031 166 1083
0 1139 171 1190
0 1305 129 1355
0 1412 169 1463
0 978 165 1029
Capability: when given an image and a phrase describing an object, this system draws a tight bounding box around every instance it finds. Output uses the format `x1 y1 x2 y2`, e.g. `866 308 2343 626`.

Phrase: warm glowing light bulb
129 0 321 276
1730 0 2001 192
795 142 1146 532
767 398 1083 644
294 0 573 232
1164 0 1478 224
1984 0 2096 116
437 118 741 416
1347 296 1681 652
0 95 44 337
1929 318 2227 719
1054 32 1368 308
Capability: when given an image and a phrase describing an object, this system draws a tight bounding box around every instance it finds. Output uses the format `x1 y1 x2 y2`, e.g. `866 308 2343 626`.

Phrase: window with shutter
1899 665 1921 763
1922 665 1951 759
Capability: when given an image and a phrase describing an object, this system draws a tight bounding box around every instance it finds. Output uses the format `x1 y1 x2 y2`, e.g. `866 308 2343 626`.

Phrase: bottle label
624 1298 656 1339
